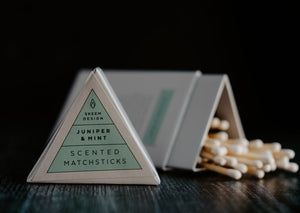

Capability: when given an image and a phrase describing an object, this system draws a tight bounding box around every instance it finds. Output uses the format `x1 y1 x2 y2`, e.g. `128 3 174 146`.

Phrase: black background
1 2 299 147
1 4 300 212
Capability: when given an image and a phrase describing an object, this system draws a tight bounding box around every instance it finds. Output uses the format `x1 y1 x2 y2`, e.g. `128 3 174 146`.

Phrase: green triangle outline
47 89 141 173
73 89 114 126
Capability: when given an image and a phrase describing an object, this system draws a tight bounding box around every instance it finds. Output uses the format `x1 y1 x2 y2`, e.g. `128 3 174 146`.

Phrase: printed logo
90 98 96 109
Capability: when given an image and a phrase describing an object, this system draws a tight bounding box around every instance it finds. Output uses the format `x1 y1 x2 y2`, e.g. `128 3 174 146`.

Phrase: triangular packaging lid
27 68 160 185
167 74 245 171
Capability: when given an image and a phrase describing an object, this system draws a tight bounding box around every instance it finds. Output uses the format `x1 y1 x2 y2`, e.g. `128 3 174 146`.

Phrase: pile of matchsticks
198 117 299 180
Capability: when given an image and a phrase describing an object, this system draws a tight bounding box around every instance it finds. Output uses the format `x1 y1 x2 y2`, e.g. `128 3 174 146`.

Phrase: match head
269 142 282 152
253 160 263 169
281 149 295 159
227 169 242 180
214 132 229 141
256 170 265 179
260 150 275 164
219 120 230 131
211 146 228 156
211 117 221 128
276 156 289 168
263 164 272 172
270 162 277 171
205 138 221 147
287 163 299 173
228 144 244 155
235 163 248 173
214 156 227 166
249 139 263 148
239 138 249 146
225 156 238 167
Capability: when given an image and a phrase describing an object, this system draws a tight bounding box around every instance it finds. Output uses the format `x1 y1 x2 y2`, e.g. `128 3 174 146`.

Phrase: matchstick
222 138 249 146
197 116 298 180
200 150 227 166
230 163 248 173
224 144 247 155
201 162 242 180
219 120 230 131
210 117 221 129
276 156 289 168
270 162 277 171
275 156 299 172
286 163 299 173
262 142 281 152
232 156 263 168
248 139 263 149
208 131 229 141
210 117 230 131
249 142 281 152
273 149 295 159
262 164 272 172
247 166 265 179
229 151 275 164
223 156 238 167
205 138 221 147
203 145 228 156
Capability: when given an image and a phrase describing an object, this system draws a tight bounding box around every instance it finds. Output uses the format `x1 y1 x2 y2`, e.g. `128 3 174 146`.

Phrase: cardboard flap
167 75 244 171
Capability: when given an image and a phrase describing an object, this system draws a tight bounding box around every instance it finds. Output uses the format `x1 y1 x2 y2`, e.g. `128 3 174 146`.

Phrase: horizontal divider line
72 123 114 126
62 143 126 147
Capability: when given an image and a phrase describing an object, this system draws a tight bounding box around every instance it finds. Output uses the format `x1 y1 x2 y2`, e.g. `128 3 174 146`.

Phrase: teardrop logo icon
90 98 96 109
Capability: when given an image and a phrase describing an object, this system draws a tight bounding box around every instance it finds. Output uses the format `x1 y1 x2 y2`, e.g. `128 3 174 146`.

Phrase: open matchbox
60 69 245 172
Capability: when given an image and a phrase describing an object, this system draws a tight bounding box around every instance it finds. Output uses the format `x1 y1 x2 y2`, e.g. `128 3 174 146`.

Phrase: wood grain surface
1 170 299 212
0 126 299 212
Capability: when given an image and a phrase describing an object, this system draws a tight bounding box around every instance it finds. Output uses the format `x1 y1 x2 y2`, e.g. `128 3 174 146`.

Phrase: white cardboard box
62 69 245 171
27 68 160 184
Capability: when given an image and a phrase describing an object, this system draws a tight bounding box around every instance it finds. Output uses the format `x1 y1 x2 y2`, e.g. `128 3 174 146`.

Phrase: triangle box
54 69 245 172
27 68 160 185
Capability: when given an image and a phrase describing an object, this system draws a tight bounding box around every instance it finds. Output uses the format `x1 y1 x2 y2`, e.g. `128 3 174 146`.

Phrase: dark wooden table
1 125 299 213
